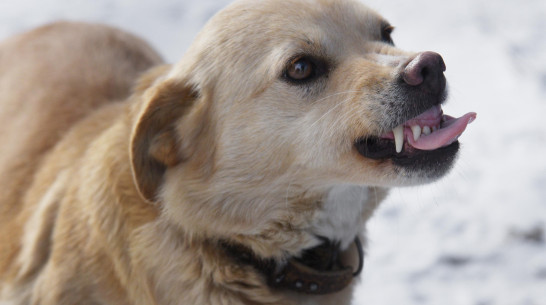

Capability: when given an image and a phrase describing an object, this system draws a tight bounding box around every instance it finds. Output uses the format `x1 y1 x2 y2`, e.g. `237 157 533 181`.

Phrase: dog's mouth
355 106 477 164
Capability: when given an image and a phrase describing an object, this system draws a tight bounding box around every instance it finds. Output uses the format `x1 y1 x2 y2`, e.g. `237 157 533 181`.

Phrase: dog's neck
215 185 381 296
126 185 388 304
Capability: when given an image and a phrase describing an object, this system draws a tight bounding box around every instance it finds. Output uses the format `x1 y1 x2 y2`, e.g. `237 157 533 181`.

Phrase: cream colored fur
0 0 435 304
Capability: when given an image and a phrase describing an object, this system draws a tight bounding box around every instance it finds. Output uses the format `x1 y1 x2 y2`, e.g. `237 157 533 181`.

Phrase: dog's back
0 21 161 286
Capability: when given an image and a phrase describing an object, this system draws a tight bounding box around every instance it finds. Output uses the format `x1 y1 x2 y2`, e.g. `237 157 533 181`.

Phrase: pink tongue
407 112 477 150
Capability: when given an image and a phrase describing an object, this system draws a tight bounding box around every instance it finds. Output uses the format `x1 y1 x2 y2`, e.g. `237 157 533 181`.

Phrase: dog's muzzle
221 237 364 295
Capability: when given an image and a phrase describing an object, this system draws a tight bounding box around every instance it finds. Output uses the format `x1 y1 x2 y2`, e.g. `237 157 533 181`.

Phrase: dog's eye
286 57 315 81
381 25 395 45
283 55 328 85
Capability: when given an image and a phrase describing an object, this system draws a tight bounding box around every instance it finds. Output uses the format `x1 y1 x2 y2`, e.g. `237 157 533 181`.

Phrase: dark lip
354 137 459 170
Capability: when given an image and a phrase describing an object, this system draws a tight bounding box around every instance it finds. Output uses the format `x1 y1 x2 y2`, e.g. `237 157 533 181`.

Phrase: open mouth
355 106 476 164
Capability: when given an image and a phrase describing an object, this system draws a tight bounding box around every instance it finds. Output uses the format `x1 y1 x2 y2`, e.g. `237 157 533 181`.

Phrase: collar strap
221 237 364 295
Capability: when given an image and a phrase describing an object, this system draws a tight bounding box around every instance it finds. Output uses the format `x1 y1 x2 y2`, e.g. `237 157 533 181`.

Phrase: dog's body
0 0 475 304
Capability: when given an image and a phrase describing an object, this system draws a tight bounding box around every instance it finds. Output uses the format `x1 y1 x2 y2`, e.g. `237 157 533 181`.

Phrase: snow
1 0 545 304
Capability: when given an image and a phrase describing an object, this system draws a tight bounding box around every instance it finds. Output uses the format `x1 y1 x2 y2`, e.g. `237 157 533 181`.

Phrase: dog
0 0 476 304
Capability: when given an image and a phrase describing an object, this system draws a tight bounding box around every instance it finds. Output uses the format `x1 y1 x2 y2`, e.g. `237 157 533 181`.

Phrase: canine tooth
423 126 431 135
411 125 422 141
393 125 404 153
432 126 438 132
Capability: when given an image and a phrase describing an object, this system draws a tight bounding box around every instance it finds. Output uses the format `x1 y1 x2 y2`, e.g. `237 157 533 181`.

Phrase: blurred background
1 0 545 304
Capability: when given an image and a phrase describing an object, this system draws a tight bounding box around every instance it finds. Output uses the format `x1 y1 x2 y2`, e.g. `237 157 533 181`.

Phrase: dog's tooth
411 125 422 141
393 125 404 153
432 126 438 132
423 126 432 135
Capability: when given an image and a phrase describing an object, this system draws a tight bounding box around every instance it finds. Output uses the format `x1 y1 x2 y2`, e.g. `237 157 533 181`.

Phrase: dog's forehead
216 0 386 42
173 0 391 98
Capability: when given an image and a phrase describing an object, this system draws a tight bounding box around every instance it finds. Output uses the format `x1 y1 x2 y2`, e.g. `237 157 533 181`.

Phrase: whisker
276 91 357 151
309 96 354 130
313 90 361 104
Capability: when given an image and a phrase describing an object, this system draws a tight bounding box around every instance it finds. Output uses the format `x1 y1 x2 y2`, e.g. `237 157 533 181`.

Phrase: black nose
402 51 446 95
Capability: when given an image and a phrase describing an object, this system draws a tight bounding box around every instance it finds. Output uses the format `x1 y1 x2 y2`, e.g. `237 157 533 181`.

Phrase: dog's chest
310 185 369 250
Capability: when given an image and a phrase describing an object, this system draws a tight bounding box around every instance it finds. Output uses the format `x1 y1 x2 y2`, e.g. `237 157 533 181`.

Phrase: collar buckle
222 237 364 295
267 237 364 295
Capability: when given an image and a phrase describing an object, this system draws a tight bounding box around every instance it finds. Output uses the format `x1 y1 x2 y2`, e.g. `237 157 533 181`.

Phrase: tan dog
0 0 476 304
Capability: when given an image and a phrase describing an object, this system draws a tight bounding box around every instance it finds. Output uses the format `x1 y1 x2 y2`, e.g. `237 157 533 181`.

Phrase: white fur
310 185 369 250
368 53 407 68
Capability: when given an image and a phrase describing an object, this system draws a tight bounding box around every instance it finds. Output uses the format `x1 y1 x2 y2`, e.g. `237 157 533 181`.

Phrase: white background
1 0 545 304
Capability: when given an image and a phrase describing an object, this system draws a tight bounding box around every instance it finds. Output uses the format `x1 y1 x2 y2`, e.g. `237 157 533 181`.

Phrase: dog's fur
0 0 455 304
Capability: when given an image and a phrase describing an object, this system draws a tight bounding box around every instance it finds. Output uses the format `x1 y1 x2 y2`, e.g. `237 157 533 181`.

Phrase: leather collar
221 237 364 295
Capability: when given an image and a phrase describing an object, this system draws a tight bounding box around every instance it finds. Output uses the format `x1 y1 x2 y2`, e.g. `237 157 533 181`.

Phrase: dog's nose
402 51 446 94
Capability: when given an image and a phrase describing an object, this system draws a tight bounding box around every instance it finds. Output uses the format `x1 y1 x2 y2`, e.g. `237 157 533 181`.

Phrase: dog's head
129 0 475 254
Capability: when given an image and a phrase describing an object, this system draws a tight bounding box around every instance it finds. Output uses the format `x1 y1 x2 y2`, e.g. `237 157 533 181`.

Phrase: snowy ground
1 0 545 304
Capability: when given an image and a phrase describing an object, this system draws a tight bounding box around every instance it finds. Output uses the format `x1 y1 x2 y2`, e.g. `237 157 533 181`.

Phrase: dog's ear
130 78 199 202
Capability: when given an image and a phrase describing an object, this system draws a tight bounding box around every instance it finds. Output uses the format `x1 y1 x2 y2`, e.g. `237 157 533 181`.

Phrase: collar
221 237 364 295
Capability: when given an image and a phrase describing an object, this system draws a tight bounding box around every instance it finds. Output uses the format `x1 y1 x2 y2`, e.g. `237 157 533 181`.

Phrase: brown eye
381 25 394 45
287 57 315 81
